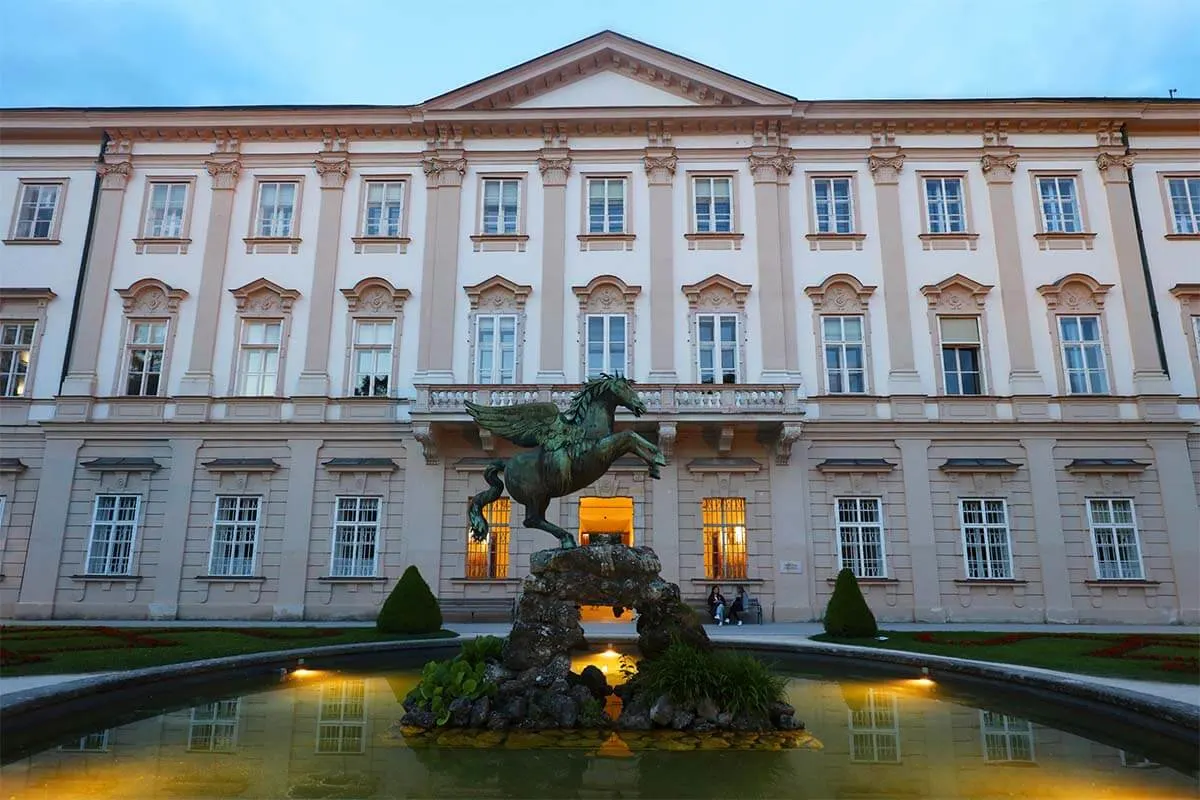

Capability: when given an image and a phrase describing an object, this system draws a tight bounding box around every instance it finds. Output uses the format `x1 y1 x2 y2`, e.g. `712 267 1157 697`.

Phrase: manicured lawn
0 626 458 677
812 630 1200 684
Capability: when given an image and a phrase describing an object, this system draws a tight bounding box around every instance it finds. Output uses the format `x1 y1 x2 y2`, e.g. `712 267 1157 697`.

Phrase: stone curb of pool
2 634 1196 742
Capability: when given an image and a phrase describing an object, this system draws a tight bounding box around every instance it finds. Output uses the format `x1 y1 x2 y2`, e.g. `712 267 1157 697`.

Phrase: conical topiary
377 565 443 634
823 568 878 639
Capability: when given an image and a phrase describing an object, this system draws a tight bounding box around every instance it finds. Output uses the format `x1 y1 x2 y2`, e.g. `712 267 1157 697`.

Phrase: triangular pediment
424 31 794 111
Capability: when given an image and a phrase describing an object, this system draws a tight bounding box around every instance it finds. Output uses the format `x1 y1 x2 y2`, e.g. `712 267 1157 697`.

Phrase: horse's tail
467 460 506 542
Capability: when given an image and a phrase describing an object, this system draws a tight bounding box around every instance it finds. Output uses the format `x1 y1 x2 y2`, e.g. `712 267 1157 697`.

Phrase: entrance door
578 497 635 622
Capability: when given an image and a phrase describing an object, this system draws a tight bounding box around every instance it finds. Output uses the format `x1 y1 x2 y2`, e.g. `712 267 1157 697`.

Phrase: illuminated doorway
578 496 635 622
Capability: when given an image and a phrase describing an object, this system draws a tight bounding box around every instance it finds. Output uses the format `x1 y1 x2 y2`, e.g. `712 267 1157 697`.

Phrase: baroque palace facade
1 32 1198 624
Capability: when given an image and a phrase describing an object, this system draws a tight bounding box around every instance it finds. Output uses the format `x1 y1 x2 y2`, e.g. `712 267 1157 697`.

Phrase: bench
440 597 516 623
691 597 765 625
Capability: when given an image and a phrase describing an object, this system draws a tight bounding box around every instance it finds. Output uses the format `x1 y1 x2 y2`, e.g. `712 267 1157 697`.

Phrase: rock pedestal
503 543 709 671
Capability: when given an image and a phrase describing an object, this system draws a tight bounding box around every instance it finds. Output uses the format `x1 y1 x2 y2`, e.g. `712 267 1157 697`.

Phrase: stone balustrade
413 384 804 416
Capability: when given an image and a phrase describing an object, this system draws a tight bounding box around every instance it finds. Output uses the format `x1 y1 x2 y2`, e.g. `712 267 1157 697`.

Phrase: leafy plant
378 565 442 634
625 641 786 718
823 568 878 639
578 696 606 727
459 635 505 665
405 657 496 726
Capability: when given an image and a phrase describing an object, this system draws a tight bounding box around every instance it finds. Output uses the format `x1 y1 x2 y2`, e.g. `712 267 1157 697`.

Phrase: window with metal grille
482 179 520 234
587 178 625 233
144 182 188 238
702 497 747 580
585 314 627 378
85 495 140 575
351 320 393 397
316 680 366 754
822 315 867 393
981 711 1035 763
209 496 260 577
848 689 900 763
466 498 510 579
1166 177 1200 234
813 177 854 234
362 180 405 237
836 498 886 578
923 176 966 233
188 699 240 752
1037 176 1082 232
332 497 380 578
255 181 297 237
1086 498 1144 580
1058 315 1108 394
0 321 35 397
693 176 732 233
959 499 1013 579
124 320 167 396
59 731 110 752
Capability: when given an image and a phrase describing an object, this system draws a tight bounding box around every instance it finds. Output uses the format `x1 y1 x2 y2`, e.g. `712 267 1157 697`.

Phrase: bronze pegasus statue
466 375 667 549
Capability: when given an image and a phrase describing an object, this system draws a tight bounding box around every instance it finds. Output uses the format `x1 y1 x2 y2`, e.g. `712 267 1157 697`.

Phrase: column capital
981 152 1020 184
642 149 678 185
748 151 795 184
421 153 467 188
313 154 350 189
205 158 242 190
96 159 132 191
537 149 572 186
1096 150 1136 184
867 150 905 185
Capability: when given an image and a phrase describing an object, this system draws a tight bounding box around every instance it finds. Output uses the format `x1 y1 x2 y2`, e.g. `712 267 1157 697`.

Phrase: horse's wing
465 400 562 448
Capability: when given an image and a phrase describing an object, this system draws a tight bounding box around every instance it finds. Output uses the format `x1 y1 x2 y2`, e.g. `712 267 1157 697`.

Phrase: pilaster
770 441 814 621
274 439 320 620
897 438 944 621
644 146 678 383
149 438 202 620
1149 437 1200 623
413 149 467 384
535 146 571 382
15 437 83 618
749 148 799 384
400 439 445 592
1021 438 1076 621
295 148 351 405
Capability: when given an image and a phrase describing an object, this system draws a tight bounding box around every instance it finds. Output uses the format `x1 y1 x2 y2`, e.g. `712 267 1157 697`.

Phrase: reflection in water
2 672 1196 799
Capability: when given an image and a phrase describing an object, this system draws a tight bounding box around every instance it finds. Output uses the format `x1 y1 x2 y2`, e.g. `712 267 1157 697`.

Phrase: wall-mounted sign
779 560 803 575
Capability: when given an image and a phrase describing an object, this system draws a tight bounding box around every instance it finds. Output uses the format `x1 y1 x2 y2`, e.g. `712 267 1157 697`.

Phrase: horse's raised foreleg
523 496 577 549
597 430 667 478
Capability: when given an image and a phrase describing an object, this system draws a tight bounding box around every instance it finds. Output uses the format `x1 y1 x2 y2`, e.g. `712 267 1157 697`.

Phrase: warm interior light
289 668 323 679
733 525 745 544
601 646 619 658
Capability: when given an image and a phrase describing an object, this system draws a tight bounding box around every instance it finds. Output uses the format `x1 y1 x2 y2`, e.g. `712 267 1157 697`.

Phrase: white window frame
1166 176 1200 234
361 180 405 238
696 313 739 384
1037 176 1082 233
1086 498 1145 580
848 689 900 763
835 497 887 578
11 182 62 240
0 320 36 398
208 496 261 577
350 319 394 397
923 176 966 233
474 313 517 384
85 495 141 576
693 176 733 234
1057 314 1109 395
254 181 298 238
316 680 367 754
143 181 189 239
481 178 521 235
822 315 868 394
188 699 241 752
587 177 626 234
123 319 168 397
958 498 1014 580
584 313 628 378
939 317 985 396
812 176 855 234
59 731 110 752
331 496 381 578
236 320 283 396
980 711 1035 763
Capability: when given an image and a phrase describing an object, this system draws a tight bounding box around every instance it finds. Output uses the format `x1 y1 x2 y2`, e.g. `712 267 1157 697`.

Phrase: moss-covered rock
822 568 878 639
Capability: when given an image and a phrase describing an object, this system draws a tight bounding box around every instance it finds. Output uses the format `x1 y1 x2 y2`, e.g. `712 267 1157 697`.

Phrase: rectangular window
1038 176 1082 233
188 699 240 752
255 181 298 238
848 689 900 763
702 497 747 580
86 495 141 575
351 320 393 397
1058 315 1108 394
475 314 517 384
585 314 627 378
959 499 1013 580
481 179 520 235
1167 177 1200 234
587 178 626 234
363 180 405 237
466 497 510 579
1087 498 1144 580
59 731 110 752
836 498 886 578
940 317 984 396
693 176 733 233
316 680 366 754
209 496 260 577
237 321 282 396
697 313 738 384
0 321 35 397
981 712 1035 763
144 182 188 238
332 496 381 578
12 182 62 240
924 176 966 233
813 177 854 234
822 315 867 394
124 320 167 396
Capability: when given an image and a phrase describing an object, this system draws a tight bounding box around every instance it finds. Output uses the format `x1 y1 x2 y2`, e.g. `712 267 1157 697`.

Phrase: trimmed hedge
378 565 443 634
823 568 878 639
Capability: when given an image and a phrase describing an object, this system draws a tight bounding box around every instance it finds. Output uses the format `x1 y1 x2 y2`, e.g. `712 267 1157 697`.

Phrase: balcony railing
413 384 804 416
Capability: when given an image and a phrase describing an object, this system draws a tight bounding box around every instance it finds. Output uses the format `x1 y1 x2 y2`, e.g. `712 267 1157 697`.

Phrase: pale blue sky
2 0 1197 108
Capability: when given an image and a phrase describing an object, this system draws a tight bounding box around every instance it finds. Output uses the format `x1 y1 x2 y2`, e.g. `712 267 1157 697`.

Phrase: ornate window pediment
465 276 532 384
681 274 751 312
805 274 876 313
464 275 532 312
572 274 641 312
341 276 411 314
573 275 642 380
229 278 301 316
1036 273 1112 312
681 275 751 384
116 278 189 315
921 273 993 312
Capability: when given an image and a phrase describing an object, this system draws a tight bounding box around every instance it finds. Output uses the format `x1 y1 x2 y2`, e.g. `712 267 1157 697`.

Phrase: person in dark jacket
727 585 748 626
707 585 727 625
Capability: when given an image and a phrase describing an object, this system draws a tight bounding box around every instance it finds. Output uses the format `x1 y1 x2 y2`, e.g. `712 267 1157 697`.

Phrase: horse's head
585 374 647 416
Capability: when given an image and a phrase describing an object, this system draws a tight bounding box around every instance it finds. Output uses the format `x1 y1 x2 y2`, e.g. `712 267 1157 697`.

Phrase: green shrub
405 658 495 726
626 640 786 718
459 635 505 665
578 697 606 727
378 565 442 634
823 568 878 639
